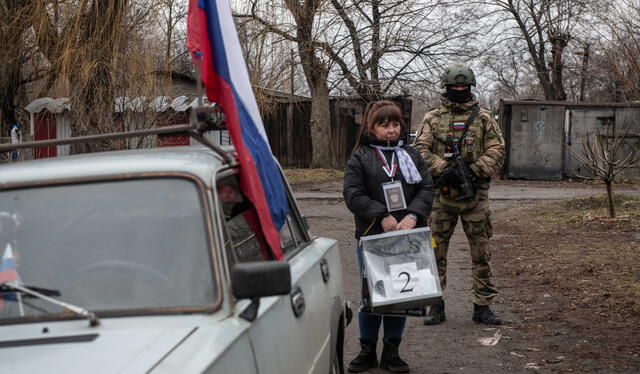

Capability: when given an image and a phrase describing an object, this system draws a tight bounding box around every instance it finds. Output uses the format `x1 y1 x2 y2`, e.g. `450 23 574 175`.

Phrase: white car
0 130 349 373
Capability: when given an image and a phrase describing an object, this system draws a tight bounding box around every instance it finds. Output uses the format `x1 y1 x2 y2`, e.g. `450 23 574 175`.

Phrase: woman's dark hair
354 100 405 150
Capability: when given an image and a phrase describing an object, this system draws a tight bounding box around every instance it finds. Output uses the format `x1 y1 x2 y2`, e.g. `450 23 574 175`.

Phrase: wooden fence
261 95 412 169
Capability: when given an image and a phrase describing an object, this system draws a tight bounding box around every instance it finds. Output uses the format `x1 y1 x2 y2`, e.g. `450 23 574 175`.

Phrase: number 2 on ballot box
390 262 419 296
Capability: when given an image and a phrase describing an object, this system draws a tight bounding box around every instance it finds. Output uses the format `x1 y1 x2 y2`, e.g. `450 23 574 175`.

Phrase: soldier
413 63 505 326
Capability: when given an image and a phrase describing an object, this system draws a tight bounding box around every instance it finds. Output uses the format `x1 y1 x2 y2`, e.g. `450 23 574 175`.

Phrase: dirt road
294 180 639 373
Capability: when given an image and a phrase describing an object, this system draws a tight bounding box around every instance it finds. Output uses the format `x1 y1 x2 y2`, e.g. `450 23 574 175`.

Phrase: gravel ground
293 179 640 373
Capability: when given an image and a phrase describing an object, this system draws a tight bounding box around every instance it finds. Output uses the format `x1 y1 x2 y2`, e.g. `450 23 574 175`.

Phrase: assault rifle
437 105 480 201
448 139 475 201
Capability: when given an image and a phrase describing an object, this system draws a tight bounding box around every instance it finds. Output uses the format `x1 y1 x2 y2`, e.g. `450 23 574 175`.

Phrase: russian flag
0 244 17 284
0 244 18 310
187 0 288 260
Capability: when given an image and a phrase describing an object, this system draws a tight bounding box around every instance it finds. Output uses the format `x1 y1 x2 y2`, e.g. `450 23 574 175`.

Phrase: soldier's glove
435 166 461 187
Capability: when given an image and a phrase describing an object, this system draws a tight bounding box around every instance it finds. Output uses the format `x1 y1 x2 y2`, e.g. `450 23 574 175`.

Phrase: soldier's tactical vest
432 106 490 207
432 106 486 165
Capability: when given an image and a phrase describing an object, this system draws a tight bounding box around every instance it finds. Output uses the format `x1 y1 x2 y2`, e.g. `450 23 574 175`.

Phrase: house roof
26 96 216 114
25 98 71 114
501 99 640 108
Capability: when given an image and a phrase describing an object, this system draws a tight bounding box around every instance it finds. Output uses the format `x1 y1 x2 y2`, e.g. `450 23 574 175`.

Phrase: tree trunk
309 83 334 168
68 0 127 154
294 7 334 169
0 1 33 135
605 179 616 218
0 54 22 127
549 34 569 101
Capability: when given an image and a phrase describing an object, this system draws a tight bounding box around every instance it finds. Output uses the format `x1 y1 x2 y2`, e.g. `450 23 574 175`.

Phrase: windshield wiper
0 282 100 327
0 284 60 297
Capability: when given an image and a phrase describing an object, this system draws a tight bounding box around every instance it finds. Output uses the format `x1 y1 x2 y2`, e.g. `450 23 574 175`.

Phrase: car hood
0 318 200 374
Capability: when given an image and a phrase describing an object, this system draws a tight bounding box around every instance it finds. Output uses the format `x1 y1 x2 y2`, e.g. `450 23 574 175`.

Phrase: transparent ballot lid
361 227 441 314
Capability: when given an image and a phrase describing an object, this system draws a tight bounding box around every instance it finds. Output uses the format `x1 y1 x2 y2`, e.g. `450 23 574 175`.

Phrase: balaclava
446 85 472 104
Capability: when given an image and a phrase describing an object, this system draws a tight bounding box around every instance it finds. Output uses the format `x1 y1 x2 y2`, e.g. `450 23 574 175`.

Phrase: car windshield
0 177 216 321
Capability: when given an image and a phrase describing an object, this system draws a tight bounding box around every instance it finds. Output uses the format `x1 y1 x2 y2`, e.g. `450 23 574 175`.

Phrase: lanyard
375 149 397 179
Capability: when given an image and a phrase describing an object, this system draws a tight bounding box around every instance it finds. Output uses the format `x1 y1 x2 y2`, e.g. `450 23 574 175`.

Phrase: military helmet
440 63 476 88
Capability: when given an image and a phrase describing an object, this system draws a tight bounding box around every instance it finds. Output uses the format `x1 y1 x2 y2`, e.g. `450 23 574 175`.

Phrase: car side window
279 178 309 257
217 175 264 264
217 173 309 261
279 214 298 255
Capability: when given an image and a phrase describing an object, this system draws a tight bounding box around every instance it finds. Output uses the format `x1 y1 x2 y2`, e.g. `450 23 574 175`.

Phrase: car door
217 172 336 374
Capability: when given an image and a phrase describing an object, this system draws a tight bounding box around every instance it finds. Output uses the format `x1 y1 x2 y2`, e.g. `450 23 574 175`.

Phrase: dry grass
534 193 640 228
283 168 344 185
500 194 640 319
494 194 640 372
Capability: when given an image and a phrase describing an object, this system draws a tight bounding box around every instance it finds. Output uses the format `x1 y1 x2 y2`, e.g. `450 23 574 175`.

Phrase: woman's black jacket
343 133 435 239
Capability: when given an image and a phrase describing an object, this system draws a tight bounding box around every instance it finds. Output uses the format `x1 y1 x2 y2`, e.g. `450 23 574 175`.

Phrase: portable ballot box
361 227 441 314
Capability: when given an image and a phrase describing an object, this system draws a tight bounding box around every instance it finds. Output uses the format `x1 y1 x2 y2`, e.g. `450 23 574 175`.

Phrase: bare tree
28 0 165 152
157 0 187 64
483 0 598 101
0 0 48 132
595 0 640 101
236 0 482 167
325 0 482 101
566 121 640 218
236 0 335 168
235 12 299 111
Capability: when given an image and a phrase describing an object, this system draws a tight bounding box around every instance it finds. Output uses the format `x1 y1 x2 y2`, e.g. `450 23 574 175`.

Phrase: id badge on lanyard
376 149 407 212
383 181 406 212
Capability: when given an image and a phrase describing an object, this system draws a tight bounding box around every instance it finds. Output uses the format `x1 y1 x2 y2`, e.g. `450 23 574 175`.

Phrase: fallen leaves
583 212 630 222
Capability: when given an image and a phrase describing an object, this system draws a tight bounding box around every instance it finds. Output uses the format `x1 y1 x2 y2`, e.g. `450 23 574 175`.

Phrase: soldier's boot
423 299 445 325
347 338 377 372
472 304 502 325
379 338 410 373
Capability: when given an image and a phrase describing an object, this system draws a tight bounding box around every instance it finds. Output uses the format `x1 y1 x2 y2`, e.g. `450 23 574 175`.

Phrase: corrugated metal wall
506 104 565 180
500 101 640 180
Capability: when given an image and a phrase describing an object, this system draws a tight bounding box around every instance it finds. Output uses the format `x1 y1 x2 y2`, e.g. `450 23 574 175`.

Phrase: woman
343 101 435 373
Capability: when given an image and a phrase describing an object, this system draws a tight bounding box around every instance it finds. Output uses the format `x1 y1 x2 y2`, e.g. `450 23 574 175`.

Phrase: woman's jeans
356 244 406 343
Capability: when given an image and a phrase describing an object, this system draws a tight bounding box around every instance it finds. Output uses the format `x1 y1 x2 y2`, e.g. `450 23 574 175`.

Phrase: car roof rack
0 105 236 166
1 61 237 166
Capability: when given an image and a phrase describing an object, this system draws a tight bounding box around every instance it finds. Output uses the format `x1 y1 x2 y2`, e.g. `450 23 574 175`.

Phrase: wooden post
287 49 295 166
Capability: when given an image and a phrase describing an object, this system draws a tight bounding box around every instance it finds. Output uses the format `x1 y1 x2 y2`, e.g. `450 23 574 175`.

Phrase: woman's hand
381 215 398 232
396 215 417 231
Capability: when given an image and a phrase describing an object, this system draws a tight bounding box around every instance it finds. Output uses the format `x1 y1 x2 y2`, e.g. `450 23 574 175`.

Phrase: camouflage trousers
429 188 498 305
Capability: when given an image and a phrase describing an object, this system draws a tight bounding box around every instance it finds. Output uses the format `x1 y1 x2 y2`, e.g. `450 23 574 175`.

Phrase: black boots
380 338 410 373
472 304 502 325
423 299 445 325
348 338 410 373
348 339 377 372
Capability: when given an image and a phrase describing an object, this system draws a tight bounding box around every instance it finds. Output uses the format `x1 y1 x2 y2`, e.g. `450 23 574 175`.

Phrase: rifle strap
457 105 480 152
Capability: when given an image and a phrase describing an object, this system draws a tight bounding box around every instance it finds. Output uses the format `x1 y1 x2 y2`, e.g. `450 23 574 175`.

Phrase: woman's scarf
370 140 422 184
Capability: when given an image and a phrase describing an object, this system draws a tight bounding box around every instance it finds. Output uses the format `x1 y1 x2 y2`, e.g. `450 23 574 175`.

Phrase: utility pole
575 44 590 101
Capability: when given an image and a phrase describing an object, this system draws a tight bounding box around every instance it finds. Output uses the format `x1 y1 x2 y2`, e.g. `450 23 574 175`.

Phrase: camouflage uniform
413 95 505 306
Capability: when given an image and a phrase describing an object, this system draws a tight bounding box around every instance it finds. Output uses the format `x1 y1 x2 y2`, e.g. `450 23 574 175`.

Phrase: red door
157 111 190 147
34 112 57 159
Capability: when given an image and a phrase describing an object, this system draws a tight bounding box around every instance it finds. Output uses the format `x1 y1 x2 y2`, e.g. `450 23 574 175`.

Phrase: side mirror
231 261 291 299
